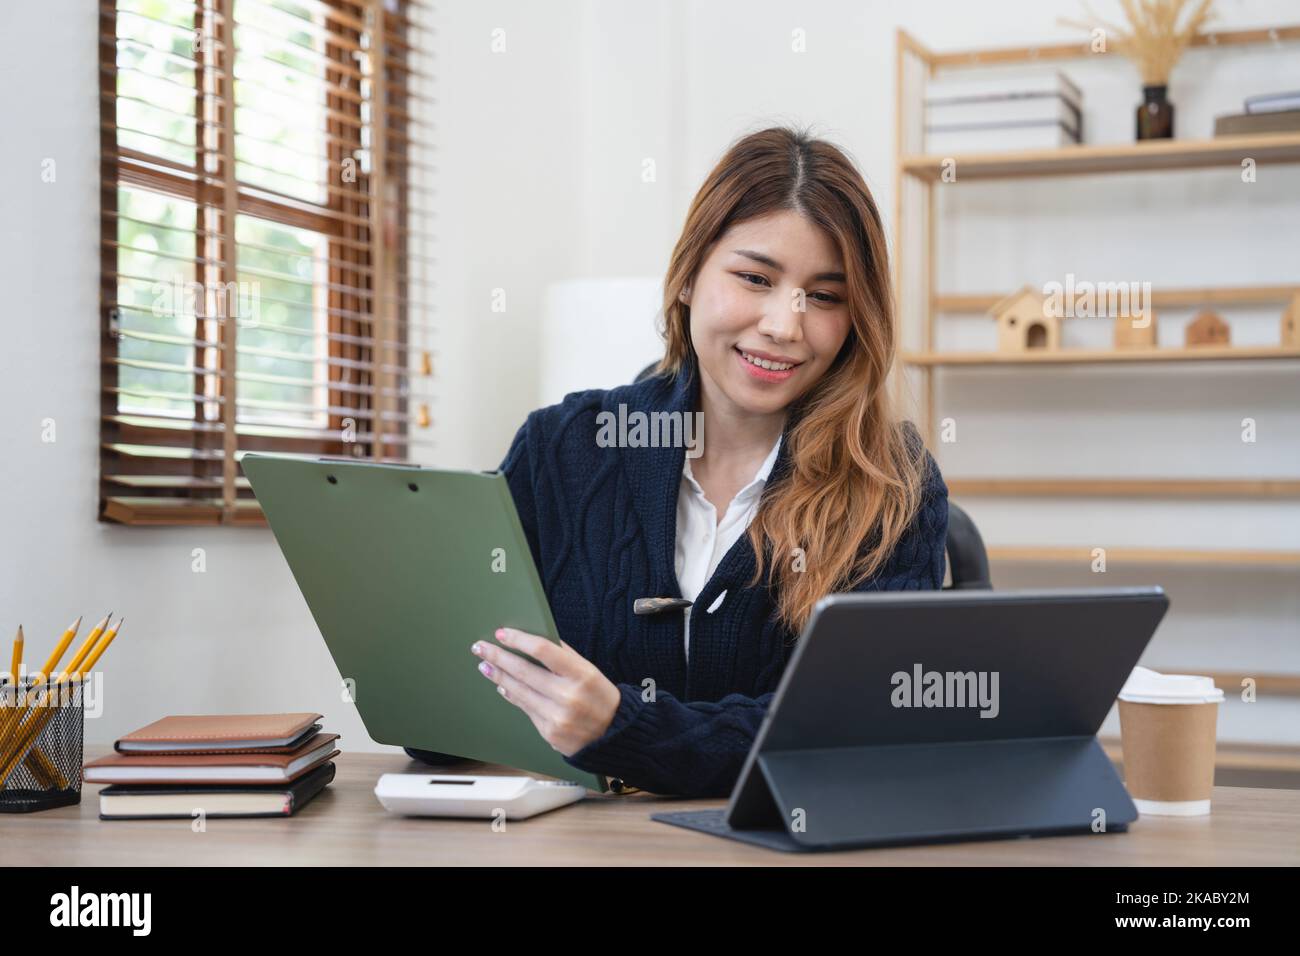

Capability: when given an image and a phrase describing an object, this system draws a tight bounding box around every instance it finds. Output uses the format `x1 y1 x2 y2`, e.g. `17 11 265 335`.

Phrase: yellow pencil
0 624 59 788
32 612 106 789
8 626 22 688
57 613 111 682
37 615 81 682
80 617 123 674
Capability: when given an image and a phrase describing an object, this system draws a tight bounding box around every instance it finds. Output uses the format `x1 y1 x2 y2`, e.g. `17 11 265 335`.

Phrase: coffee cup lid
1119 665 1225 705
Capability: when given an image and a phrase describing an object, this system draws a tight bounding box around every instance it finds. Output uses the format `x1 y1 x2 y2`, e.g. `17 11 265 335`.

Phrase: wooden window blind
99 0 436 526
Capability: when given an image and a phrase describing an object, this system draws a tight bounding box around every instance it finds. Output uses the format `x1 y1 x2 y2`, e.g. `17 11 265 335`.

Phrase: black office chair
944 500 990 590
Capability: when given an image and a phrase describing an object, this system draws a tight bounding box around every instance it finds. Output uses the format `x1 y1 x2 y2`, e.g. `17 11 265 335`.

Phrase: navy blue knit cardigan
498 361 949 797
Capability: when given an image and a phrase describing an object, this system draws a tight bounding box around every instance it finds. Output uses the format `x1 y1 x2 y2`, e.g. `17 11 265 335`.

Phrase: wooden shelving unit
892 24 1300 508
892 25 1300 439
892 27 1300 770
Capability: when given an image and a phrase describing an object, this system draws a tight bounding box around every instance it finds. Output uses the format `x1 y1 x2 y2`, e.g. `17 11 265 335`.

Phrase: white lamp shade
538 277 667 407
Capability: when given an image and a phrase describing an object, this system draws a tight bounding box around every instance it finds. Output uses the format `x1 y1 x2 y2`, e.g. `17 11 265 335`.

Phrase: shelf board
1185 672 1300 698
948 478 1300 499
901 345 1300 366
987 546 1300 567
924 25 1300 69
901 132 1300 181
934 285 1300 313
1101 738 1300 774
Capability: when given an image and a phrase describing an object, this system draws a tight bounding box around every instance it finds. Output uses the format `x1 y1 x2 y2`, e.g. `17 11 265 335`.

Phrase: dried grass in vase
1063 0 1217 139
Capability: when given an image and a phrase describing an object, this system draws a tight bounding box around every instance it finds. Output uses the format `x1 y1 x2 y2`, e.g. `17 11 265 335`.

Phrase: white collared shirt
674 434 783 662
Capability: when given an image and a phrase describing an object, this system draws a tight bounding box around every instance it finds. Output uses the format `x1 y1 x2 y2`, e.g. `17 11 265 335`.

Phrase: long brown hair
655 125 927 635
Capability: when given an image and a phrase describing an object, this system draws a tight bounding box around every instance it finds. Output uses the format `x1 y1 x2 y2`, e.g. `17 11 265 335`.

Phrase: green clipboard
242 453 608 792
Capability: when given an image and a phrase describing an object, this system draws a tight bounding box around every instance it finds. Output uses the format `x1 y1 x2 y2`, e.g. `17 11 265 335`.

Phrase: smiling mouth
735 347 802 371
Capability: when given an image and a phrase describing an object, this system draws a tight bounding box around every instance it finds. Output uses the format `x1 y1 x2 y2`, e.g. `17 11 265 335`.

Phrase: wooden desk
4 750 1297 865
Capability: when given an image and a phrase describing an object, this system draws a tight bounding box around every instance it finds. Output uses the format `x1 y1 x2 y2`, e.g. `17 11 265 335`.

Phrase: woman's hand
471 628 622 757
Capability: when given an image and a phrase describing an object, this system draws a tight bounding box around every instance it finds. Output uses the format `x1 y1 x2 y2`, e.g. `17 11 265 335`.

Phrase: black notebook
98 759 336 819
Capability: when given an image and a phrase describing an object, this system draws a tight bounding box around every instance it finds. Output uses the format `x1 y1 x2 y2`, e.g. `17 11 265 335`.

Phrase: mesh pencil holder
0 677 84 813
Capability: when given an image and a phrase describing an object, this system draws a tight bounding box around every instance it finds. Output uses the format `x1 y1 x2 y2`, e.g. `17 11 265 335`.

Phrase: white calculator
374 773 588 820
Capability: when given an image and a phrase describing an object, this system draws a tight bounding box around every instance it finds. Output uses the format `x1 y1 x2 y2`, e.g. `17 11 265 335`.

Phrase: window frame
99 0 418 526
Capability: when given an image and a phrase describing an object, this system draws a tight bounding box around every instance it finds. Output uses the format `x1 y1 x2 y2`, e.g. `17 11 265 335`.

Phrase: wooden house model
1185 310 1230 347
991 286 1058 352
1114 310 1159 348
1283 293 1300 348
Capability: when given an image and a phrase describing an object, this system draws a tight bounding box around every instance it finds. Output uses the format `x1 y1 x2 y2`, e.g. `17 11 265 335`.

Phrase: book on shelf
924 71 1082 153
924 71 1082 108
1214 110 1300 137
925 120 1079 154
1244 90 1300 114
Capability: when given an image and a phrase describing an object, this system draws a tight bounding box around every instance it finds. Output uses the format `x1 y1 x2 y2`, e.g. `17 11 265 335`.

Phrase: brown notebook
86 733 340 785
114 713 324 755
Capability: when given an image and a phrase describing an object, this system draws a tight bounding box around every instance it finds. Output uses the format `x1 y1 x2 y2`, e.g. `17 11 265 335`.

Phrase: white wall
1 0 1296 752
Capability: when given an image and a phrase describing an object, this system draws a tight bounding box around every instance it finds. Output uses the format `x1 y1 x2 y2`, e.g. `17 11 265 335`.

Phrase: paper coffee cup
1118 666 1224 816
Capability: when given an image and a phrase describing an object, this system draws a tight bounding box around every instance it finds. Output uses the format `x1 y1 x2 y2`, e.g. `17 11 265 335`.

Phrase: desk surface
5 750 1297 865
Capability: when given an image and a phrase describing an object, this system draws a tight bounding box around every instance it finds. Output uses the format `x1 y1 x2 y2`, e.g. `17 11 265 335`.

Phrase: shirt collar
613 358 800 600
682 431 783 502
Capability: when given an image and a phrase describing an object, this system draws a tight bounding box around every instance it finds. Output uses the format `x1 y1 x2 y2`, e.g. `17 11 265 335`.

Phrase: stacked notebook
924 71 1083 153
84 713 339 819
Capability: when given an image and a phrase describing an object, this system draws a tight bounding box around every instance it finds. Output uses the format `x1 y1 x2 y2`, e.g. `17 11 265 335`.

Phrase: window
100 0 436 525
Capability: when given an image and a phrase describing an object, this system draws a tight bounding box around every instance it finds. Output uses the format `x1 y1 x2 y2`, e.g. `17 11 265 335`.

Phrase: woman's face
683 209 853 419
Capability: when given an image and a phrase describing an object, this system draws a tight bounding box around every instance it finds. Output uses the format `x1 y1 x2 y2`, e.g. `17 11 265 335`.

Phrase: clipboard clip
633 597 693 616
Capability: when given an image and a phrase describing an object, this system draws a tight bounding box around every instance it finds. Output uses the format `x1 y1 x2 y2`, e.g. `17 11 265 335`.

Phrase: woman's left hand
472 628 622 756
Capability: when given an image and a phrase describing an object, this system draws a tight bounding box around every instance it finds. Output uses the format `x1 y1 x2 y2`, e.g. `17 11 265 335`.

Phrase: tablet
243 453 607 792
654 587 1169 850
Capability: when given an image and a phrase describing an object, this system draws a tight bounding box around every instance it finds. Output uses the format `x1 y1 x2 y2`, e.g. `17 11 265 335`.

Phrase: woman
468 125 948 797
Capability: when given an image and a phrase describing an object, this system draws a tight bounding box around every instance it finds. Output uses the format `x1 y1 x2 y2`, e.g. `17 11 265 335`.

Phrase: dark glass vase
1137 84 1174 140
